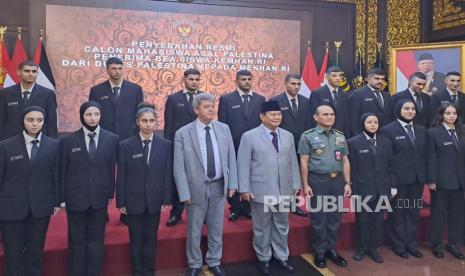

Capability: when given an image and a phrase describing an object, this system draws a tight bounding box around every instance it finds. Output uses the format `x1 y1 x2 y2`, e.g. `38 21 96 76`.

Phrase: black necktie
332 90 338 107
368 138 376 154
290 98 298 115
188 92 195 104
205 126 216 179
414 92 422 112
30 139 39 160
112 87 120 104
271 131 279 153
21 91 30 105
143 139 151 165
242 95 250 116
375 90 384 109
405 124 415 143
449 129 458 148
452 94 458 104
88 132 97 157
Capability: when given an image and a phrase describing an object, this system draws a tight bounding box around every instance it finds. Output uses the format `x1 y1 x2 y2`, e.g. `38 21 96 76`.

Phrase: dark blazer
116 135 173 215
392 89 432 128
350 86 394 135
89 80 144 140
0 84 57 140
426 125 465 190
218 91 265 151
270 92 311 149
348 133 396 197
380 121 427 185
163 90 202 141
430 89 465 116
0 134 59 220
309 85 351 137
60 128 118 211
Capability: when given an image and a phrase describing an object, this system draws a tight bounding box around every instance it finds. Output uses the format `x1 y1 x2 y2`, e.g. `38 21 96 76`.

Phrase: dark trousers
429 189 464 246
308 172 344 254
169 188 184 218
227 193 251 215
355 195 385 250
1 214 50 276
127 209 161 276
388 183 423 252
67 207 107 276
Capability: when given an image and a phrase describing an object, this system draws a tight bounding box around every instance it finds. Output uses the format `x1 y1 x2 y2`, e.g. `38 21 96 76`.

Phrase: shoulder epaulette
303 128 316 134
334 129 344 135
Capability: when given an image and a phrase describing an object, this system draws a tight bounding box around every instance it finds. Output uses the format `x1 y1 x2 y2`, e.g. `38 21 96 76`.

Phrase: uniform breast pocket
310 142 325 158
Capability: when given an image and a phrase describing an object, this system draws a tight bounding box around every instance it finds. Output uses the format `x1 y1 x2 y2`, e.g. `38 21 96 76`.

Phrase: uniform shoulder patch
333 129 344 135
303 128 316 134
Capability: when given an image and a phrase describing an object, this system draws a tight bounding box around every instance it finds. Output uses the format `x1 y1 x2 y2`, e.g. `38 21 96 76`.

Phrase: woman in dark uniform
348 113 395 263
116 103 173 276
427 103 465 259
0 106 60 276
60 101 119 276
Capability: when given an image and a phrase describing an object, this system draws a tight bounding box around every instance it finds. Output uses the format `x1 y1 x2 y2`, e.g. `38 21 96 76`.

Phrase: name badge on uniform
359 149 369 153
365 98 374 102
176 103 185 107
395 135 406 140
281 107 289 110
232 105 241 109
71 147 82 152
100 96 110 100
7 101 19 107
323 99 330 102
443 141 454 146
440 101 450 106
315 148 324 155
132 153 143 159
10 154 24 161
334 150 342 161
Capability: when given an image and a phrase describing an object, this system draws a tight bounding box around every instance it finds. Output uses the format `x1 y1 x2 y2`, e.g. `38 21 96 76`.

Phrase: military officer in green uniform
298 104 352 269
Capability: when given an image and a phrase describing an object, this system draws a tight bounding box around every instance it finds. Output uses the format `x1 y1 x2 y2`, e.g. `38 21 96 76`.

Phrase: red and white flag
395 50 417 93
299 46 320 98
318 46 329 86
34 38 55 91
3 35 28 88
0 33 10 89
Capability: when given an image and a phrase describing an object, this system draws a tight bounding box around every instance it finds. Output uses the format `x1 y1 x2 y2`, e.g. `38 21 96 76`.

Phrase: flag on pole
299 43 320 98
0 26 10 89
3 28 28 88
318 44 329 86
351 49 365 89
33 32 55 91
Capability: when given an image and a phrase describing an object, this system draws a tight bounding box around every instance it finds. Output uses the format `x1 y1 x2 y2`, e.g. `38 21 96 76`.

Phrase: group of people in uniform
0 56 464 276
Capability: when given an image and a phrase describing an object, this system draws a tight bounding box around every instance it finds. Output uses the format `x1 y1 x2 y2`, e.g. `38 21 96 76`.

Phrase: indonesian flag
395 50 417 92
0 36 10 88
318 47 329 86
299 46 320 98
33 38 55 91
3 37 28 88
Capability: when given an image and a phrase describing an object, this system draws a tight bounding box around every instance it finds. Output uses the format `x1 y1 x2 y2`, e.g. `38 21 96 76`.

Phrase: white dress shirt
23 131 41 159
261 124 281 149
285 92 298 108
237 87 253 102
83 126 100 152
397 119 415 138
195 119 223 180
21 83 35 100
139 132 154 164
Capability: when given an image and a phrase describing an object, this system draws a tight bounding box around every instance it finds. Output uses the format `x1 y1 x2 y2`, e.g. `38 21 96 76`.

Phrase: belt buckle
330 172 338 178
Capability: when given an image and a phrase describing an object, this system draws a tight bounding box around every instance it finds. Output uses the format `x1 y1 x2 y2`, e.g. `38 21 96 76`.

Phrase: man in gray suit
174 93 238 276
238 100 301 274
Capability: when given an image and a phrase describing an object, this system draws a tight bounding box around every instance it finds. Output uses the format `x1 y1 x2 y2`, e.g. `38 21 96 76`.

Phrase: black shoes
407 248 423 258
244 212 252 220
258 261 271 275
228 212 239 222
292 207 309 217
393 249 409 259
446 244 465 259
166 215 181 227
186 268 201 276
314 253 326 268
366 248 383 263
325 249 348 267
432 244 444 259
352 248 365 261
277 259 295 272
209 265 226 276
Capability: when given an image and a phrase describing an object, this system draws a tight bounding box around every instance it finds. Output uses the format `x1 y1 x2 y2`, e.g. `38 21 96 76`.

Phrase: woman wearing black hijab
0 106 60 276
380 99 428 259
348 113 395 263
60 101 119 276
427 103 465 259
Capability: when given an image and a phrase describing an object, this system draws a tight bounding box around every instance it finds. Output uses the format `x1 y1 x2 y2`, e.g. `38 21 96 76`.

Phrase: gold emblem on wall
433 0 465 30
